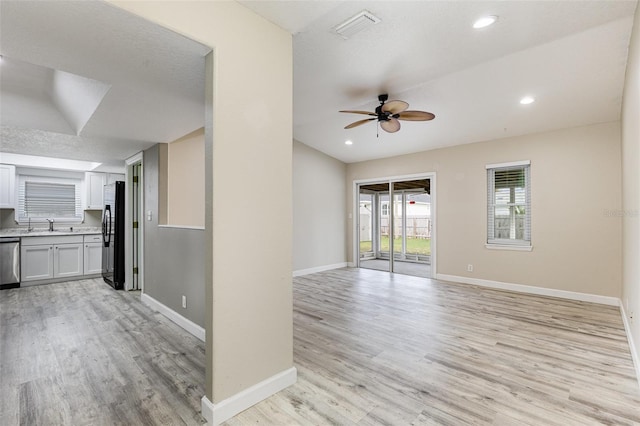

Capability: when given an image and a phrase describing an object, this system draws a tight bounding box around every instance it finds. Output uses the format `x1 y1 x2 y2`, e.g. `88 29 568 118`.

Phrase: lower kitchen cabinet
21 244 54 281
84 243 102 275
54 243 83 278
21 235 87 283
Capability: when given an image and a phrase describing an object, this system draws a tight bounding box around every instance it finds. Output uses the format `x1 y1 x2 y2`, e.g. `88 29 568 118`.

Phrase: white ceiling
0 1 637 168
0 0 210 170
241 0 637 163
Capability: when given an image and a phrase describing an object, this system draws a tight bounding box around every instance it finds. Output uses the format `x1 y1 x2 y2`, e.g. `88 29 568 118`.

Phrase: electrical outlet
467 264 473 272
182 295 187 309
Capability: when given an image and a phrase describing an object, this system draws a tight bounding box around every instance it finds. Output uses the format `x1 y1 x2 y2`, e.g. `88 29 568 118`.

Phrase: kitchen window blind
17 175 83 222
487 161 531 246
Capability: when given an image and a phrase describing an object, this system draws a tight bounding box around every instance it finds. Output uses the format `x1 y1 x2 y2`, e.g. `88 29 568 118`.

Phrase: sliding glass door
357 178 432 278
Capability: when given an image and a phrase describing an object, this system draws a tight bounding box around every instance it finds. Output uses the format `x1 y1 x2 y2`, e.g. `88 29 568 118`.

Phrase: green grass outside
360 236 431 256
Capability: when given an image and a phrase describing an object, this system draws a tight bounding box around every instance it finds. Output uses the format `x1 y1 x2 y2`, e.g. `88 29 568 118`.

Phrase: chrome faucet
46 218 54 232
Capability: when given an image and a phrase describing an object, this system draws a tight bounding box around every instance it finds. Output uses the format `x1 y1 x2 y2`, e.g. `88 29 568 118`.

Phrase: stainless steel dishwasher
0 237 20 289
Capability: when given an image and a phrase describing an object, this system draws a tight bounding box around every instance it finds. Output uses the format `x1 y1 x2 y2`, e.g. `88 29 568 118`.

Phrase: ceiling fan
340 94 435 134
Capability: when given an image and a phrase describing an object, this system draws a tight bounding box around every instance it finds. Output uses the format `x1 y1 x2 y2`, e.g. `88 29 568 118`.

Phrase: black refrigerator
102 181 125 289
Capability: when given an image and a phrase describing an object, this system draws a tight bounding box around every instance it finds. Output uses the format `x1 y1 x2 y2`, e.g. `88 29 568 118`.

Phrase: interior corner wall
622 3 640 366
346 121 622 298
143 144 205 328
293 140 347 273
108 0 294 410
167 128 205 228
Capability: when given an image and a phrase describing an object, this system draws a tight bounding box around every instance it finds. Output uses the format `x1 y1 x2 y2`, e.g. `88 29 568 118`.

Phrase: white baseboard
347 262 356 268
293 262 348 277
140 293 205 342
435 274 620 306
201 366 297 425
620 302 640 388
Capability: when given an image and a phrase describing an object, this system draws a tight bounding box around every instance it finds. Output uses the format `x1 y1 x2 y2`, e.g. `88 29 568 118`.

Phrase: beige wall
293 140 347 272
347 122 622 297
109 0 293 407
622 5 640 366
167 128 205 228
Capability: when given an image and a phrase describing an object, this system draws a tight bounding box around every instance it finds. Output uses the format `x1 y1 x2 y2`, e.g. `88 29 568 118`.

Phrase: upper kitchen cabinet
85 172 125 210
0 164 16 208
85 172 105 210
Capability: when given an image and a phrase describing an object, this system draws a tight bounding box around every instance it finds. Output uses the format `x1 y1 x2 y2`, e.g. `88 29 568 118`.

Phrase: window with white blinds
17 174 83 223
487 161 531 246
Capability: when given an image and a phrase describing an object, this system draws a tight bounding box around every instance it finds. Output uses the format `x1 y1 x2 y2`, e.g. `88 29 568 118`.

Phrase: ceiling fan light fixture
334 10 381 40
345 140 353 145
340 94 435 133
520 96 535 105
473 15 498 29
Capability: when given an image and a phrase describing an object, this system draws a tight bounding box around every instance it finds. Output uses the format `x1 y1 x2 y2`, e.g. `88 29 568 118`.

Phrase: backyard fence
380 216 431 239
360 215 432 241
493 216 525 240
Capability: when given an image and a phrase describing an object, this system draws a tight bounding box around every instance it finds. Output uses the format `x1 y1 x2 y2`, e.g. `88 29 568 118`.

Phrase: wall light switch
147 210 153 221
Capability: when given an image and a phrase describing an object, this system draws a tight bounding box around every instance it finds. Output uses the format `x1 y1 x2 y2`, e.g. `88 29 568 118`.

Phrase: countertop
0 227 101 238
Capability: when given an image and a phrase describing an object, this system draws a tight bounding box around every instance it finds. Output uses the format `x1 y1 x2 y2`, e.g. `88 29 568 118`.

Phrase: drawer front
83 234 102 243
22 235 84 246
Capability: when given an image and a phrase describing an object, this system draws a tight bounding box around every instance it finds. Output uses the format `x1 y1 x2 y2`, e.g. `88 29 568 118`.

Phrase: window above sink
15 167 84 224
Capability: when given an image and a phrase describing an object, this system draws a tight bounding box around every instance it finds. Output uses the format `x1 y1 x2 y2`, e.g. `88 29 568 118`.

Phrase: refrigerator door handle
103 207 112 247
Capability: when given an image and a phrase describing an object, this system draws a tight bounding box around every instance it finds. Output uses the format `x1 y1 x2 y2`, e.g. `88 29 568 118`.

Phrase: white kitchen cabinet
85 172 105 210
21 244 54 281
54 243 83 278
0 164 16 208
85 172 124 210
83 234 102 275
21 235 84 283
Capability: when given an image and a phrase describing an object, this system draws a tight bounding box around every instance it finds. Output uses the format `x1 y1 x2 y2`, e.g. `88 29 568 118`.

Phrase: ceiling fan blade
381 100 409 114
380 118 401 133
397 110 435 121
345 118 376 129
339 110 377 116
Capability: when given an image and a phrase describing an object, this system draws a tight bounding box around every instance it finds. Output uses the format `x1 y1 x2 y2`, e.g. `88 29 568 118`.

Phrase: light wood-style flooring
0 279 206 425
228 268 640 425
2 269 639 425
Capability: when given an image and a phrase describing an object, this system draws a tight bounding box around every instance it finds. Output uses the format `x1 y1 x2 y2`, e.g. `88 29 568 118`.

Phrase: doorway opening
357 176 434 278
125 152 143 291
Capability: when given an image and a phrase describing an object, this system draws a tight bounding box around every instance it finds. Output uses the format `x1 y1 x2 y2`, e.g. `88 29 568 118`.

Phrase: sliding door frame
353 172 436 278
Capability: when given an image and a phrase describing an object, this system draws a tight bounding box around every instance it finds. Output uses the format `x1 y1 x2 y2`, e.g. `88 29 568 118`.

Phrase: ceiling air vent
334 10 381 40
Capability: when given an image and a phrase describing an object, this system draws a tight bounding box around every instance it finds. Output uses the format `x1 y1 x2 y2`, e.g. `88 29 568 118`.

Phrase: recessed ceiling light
473 15 498 29
345 140 353 145
520 96 535 105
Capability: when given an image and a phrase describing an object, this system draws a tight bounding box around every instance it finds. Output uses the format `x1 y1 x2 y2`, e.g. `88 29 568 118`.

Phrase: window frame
381 202 389 217
15 168 84 224
486 160 531 250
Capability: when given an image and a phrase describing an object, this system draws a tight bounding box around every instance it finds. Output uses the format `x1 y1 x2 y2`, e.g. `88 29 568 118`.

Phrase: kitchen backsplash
0 209 103 230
